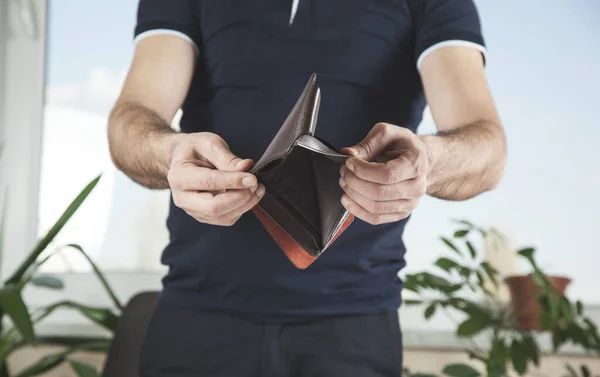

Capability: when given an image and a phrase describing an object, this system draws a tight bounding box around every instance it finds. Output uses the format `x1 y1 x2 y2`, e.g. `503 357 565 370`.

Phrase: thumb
197 134 253 172
342 123 394 161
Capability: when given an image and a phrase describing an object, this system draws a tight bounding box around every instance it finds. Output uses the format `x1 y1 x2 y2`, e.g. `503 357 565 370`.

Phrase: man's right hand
167 133 265 226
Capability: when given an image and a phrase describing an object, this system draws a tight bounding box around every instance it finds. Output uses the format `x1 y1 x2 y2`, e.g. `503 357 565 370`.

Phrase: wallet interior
255 142 348 256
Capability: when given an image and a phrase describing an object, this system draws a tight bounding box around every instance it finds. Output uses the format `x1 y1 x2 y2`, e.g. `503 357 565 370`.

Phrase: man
108 0 506 375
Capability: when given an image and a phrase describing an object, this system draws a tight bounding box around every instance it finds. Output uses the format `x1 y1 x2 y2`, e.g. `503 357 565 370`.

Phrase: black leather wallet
251 73 354 269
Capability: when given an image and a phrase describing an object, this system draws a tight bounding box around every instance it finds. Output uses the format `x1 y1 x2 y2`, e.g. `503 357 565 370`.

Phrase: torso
162 0 426 322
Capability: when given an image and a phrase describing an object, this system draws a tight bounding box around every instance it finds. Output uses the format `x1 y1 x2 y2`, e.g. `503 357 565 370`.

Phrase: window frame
1 0 48 280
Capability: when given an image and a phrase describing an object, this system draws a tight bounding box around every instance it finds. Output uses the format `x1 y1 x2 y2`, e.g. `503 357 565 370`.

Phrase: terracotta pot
504 274 571 330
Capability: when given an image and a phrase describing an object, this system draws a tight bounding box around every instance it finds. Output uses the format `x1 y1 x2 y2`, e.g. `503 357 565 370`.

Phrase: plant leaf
34 300 118 332
480 262 499 287
424 273 462 294
522 335 540 366
539 311 553 330
402 275 421 293
403 299 423 306
552 329 569 351
581 364 591 377
452 219 474 228
13 351 68 377
565 364 578 377
459 302 494 322
442 363 481 377
0 284 36 344
466 350 486 363
12 341 105 377
440 237 462 256
487 365 506 377
488 338 509 373
475 271 485 289
424 303 437 319
466 241 477 259
576 301 584 316
45 338 112 352
6 175 101 284
510 339 527 375
68 360 101 377
454 230 469 238
459 267 471 280
435 257 460 273
65 244 123 311
457 316 489 337
559 296 574 323
517 248 536 266
30 275 64 290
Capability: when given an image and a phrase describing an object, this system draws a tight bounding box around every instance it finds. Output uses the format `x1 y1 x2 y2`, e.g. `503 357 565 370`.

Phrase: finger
340 179 414 215
340 194 409 225
341 123 400 161
222 184 266 220
175 186 255 217
190 214 235 227
169 165 258 191
194 133 254 171
344 153 422 184
341 166 426 201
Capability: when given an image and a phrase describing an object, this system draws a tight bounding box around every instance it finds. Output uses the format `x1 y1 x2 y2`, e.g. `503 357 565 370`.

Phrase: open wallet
250 73 354 269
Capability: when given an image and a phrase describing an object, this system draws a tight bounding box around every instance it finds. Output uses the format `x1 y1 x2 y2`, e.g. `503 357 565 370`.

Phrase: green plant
403 219 600 377
0 173 122 377
563 363 599 377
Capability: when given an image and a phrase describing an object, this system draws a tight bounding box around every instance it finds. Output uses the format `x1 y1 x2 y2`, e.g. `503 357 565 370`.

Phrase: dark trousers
139 301 403 377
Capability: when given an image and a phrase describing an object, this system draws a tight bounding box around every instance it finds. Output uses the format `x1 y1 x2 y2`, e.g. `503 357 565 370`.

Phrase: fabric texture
133 0 486 323
413 0 486 67
139 300 403 377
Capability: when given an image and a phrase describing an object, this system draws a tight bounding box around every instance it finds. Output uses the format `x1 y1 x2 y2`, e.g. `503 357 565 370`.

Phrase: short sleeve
413 0 487 71
134 0 201 51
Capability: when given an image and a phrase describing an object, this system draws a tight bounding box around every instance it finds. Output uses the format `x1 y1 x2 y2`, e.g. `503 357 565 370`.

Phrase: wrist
419 134 440 179
150 128 184 168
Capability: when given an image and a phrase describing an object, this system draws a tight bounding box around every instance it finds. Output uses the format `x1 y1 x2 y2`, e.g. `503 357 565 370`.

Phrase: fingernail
250 185 258 194
339 177 346 187
257 185 265 197
237 159 248 169
242 176 257 187
341 196 349 206
346 161 354 172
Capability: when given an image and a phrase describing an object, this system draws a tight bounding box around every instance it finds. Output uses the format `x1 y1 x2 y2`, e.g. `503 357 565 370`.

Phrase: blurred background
1 0 599 376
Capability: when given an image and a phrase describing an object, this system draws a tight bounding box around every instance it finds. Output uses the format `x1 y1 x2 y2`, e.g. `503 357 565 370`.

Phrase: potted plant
0 152 122 377
402 219 600 377
504 270 571 330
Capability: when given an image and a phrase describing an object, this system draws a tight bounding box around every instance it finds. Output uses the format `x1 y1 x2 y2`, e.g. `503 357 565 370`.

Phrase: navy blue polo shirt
134 0 486 322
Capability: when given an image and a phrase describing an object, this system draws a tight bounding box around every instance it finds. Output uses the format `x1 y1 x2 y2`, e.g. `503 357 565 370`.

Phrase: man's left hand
340 123 430 225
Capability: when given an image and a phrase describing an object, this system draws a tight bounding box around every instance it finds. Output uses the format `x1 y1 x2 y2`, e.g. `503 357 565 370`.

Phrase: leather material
252 74 354 269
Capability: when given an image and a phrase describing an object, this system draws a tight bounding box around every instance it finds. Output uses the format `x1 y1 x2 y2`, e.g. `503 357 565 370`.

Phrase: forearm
108 101 183 189
420 120 506 201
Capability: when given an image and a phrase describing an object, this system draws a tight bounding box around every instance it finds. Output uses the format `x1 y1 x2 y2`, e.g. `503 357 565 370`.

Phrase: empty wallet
251 73 354 269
